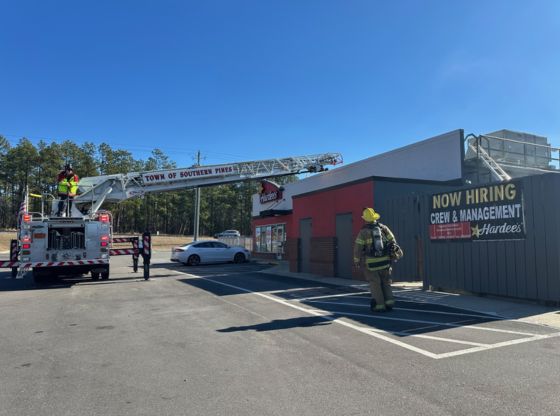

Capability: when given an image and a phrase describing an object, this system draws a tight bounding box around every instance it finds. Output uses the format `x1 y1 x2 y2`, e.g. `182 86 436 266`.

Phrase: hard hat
362 207 380 222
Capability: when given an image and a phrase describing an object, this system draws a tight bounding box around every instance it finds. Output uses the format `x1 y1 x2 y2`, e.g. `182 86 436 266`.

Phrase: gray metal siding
373 180 459 282
302 173 560 303
422 173 560 303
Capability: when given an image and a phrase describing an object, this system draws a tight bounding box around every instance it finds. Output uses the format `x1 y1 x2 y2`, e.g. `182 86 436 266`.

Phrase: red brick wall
253 180 375 279
310 237 336 276
286 237 355 278
285 238 299 272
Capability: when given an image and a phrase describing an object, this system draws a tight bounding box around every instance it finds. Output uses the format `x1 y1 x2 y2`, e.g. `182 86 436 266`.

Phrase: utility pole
193 150 201 241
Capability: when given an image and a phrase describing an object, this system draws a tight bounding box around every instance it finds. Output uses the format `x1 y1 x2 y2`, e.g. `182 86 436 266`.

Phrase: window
212 242 228 249
255 223 286 253
195 242 213 248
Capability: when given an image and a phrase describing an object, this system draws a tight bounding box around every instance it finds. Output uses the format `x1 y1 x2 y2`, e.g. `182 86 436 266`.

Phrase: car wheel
234 253 245 263
187 255 201 266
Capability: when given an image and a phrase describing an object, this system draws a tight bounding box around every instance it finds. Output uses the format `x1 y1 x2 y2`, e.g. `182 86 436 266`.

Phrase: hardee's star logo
471 224 481 238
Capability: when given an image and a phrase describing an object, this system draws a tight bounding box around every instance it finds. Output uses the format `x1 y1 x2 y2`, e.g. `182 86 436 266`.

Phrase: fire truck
1 153 342 282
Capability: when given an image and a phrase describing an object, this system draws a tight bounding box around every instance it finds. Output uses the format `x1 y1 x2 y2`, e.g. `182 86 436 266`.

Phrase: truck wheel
101 266 110 280
91 272 100 280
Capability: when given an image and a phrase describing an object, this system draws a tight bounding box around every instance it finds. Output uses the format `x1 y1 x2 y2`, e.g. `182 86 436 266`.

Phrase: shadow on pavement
217 316 331 332
0 272 74 291
150 261 270 276
179 271 505 338
0 271 152 291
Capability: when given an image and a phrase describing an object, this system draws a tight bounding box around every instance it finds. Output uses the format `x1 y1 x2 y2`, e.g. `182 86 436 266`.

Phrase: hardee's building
251 129 560 305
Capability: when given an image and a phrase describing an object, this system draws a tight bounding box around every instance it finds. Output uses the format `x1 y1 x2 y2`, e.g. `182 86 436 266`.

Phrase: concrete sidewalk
258 260 560 329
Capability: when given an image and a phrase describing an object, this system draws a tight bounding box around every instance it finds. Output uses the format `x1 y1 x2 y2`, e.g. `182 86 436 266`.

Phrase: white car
214 229 241 238
170 240 250 266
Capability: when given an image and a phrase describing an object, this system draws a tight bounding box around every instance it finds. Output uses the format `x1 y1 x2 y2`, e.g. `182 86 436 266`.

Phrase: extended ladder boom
75 153 342 215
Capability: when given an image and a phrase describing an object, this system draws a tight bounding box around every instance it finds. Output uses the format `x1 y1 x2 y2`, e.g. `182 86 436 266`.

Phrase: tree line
0 136 295 236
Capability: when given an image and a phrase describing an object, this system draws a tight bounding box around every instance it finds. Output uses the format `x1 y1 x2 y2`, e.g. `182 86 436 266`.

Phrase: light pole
193 151 201 241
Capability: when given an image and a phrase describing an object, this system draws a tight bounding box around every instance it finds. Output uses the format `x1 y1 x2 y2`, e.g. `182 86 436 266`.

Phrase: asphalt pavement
1 252 559 416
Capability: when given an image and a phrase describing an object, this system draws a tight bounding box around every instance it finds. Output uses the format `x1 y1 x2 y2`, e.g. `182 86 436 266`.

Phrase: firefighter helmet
362 207 380 223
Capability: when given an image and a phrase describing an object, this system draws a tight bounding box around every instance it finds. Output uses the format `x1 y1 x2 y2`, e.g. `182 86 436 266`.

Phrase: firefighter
56 164 79 216
353 208 403 312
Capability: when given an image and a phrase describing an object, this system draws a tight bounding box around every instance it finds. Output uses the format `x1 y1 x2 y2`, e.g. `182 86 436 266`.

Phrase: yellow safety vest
58 179 69 194
67 175 79 196
58 175 79 196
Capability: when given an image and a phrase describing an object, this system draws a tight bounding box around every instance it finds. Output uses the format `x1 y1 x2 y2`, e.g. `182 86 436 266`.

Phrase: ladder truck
2 153 342 282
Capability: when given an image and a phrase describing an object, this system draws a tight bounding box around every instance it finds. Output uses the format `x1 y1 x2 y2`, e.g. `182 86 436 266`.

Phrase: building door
335 213 353 278
299 218 312 273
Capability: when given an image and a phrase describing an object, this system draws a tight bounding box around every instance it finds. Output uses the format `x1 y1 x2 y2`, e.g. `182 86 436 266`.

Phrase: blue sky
1 0 559 167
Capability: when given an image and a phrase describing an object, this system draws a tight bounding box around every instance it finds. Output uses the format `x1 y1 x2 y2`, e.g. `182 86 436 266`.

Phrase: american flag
17 191 28 226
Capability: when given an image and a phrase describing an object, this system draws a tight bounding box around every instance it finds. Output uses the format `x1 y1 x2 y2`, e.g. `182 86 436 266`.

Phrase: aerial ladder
74 153 343 215
1 153 342 282
466 134 512 182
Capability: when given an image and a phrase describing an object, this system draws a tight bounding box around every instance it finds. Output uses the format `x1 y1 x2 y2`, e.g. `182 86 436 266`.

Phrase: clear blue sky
1 0 559 167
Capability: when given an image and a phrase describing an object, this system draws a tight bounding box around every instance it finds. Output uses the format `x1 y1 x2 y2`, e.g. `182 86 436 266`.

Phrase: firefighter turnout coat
353 222 396 271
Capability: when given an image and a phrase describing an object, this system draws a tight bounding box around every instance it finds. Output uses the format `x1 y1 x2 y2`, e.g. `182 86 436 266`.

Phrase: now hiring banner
429 181 526 241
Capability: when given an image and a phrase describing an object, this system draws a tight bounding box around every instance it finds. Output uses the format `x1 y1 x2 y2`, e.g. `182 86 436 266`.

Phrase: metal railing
217 236 253 251
467 141 512 182
466 134 560 171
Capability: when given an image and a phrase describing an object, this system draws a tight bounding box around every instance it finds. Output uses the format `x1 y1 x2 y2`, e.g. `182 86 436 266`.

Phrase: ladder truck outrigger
4 153 342 282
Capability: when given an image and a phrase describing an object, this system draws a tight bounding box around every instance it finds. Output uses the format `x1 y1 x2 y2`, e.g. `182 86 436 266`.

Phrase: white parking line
323 309 537 336
344 319 490 347
402 333 488 347
400 319 475 334
294 291 370 301
304 300 505 320
435 332 560 359
175 271 560 359
266 287 326 294
176 272 439 359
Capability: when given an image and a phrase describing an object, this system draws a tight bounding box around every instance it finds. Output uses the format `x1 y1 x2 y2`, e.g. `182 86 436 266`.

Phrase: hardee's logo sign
259 180 283 204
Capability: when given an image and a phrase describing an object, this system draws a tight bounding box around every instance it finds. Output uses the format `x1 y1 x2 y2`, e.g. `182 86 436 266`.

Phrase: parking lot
164 261 560 360
1 253 560 415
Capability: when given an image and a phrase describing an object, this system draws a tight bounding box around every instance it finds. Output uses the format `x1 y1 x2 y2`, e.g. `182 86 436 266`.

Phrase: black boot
370 299 386 313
